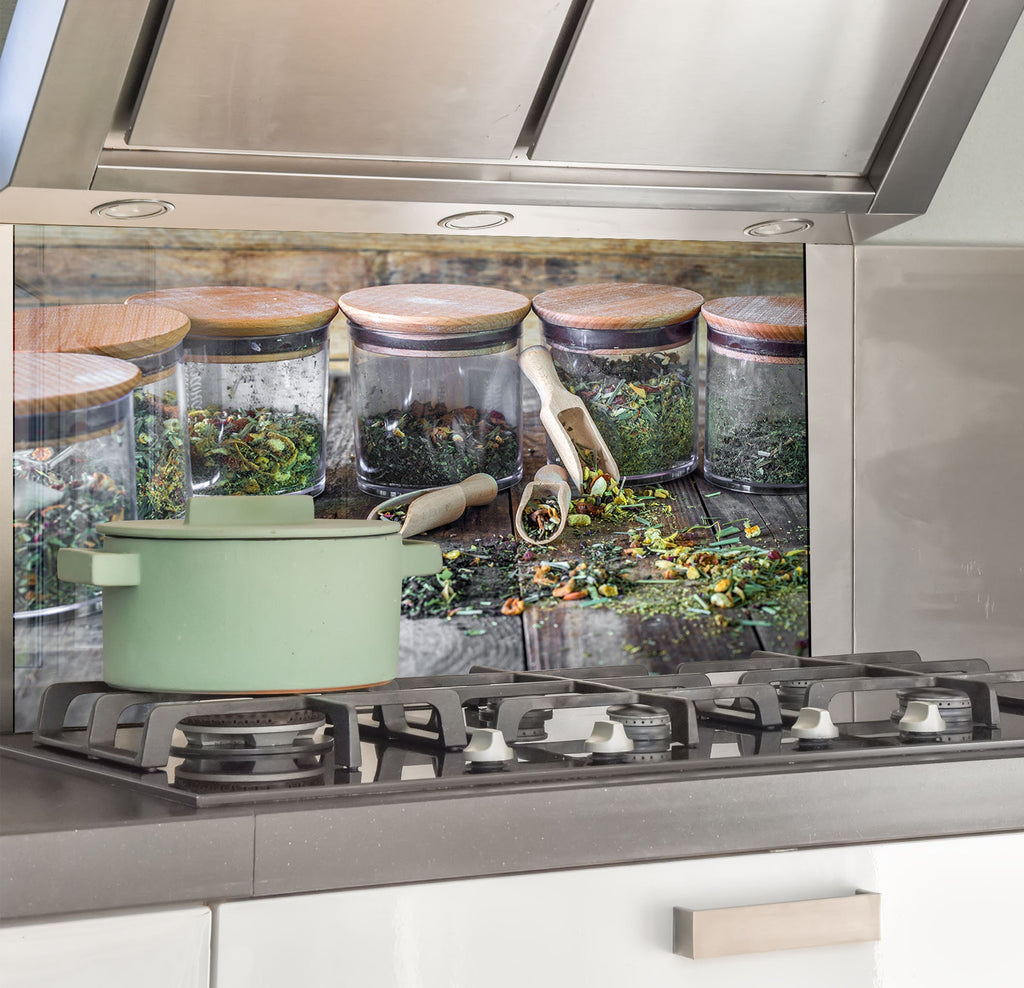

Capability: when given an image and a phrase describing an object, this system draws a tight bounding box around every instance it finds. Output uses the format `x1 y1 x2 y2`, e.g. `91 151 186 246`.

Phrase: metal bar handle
673 890 880 959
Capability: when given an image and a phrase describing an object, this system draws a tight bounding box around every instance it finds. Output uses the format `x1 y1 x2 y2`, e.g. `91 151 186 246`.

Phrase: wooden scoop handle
399 473 498 537
520 345 566 408
458 472 499 507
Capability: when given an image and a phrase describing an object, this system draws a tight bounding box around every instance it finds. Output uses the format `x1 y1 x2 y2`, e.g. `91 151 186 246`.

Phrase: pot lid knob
584 720 634 754
792 706 839 740
898 700 948 734
464 727 515 764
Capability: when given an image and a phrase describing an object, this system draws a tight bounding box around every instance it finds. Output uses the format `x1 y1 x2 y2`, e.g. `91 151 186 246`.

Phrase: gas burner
474 701 553 740
176 710 327 750
892 688 973 732
606 703 672 752
172 710 333 792
776 679 814 710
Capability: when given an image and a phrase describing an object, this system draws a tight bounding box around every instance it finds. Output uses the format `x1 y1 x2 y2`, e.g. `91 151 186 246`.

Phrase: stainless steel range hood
1 0 1021 241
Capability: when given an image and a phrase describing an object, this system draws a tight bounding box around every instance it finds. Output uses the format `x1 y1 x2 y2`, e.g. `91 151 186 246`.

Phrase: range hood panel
532 0 946 174
2 0 1023 229
128 0 572 160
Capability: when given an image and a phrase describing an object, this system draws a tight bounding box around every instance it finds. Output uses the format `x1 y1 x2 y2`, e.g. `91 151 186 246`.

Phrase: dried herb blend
520 495 562 541
621 522 808 619
358 402 519 489
189 406 323 495
13 453 129 613
134 389 188 519
558 352 695 479
705 393 808 488
401 536 522 619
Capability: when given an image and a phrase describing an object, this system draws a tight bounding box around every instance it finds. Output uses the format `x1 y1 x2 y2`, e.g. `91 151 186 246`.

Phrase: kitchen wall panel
852 244 1024 667
10 227 803 728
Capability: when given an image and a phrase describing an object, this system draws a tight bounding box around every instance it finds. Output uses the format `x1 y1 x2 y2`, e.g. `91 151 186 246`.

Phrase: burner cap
176 710 326 750
607 703 672 751
178 709 324 730
606 703 670 726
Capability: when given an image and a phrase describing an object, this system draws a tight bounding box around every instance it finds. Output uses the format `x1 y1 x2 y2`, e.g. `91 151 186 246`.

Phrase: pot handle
57 548 141 587
400 539 443 578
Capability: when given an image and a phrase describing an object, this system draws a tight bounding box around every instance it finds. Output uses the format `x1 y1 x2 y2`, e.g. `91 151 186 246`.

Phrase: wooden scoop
367 473 498 537
515 464 571 546
519 345 619 489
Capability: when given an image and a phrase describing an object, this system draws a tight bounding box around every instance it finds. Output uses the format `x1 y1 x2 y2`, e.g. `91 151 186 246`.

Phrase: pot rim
97 495 401 540
97 517 400 540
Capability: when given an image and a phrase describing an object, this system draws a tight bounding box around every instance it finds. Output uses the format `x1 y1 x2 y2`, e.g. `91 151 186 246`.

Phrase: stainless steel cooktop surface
4 650 1024 808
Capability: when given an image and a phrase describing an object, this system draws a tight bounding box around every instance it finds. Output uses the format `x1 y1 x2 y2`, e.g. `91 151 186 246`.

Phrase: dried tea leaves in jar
533 282 703 484
562 350 695 479
188 406 323 496
358 402 518 490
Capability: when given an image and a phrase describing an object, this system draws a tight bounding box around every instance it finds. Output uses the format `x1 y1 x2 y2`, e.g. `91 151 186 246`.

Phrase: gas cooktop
5 649 1024 807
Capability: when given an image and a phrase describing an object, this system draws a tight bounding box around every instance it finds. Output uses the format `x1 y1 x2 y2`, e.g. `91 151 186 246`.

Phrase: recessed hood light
91 199 175 220
438 211 513 231
744 218 814 238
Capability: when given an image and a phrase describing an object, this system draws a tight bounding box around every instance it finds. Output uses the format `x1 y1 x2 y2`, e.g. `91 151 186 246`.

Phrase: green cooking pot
57 495 442 693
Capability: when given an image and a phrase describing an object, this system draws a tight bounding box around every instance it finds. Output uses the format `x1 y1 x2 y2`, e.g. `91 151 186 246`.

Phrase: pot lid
125 286 340 339
339 284 531 337
98 495 399 540
14 303 191 359
14 351 141 415
701 296 806 341
531 283 703 331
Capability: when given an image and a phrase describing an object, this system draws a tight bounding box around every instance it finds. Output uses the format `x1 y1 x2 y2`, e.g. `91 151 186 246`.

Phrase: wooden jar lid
14 351 141 415
125 286 340 338
339 284 531 336
531 283 704 331
14 303 190 360
701 296 806 342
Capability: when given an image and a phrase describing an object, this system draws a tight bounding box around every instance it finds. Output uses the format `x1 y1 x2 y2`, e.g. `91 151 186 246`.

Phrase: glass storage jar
14 303 192 520
340 283 531 496
13 351 139 618
126 286 339 497
702 295 807 493
532 282 703 483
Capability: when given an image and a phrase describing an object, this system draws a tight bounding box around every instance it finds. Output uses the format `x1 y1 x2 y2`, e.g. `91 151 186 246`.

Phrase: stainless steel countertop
3 743 1023 922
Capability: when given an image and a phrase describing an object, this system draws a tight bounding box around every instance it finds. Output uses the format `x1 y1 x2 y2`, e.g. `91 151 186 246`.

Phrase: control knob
464 727 515 764
898 700 948 735
791 706 839 741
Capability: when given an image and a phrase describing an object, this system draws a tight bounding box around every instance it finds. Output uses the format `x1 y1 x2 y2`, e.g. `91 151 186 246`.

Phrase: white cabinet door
214 846 882 987
0 905 211 988
874 832 1024 983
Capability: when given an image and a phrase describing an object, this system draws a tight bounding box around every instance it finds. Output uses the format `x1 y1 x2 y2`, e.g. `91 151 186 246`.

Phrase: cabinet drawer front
214 847 879 987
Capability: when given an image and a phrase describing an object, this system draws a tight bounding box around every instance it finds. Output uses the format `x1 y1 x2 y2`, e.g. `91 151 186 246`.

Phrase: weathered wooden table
319 376 809 678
